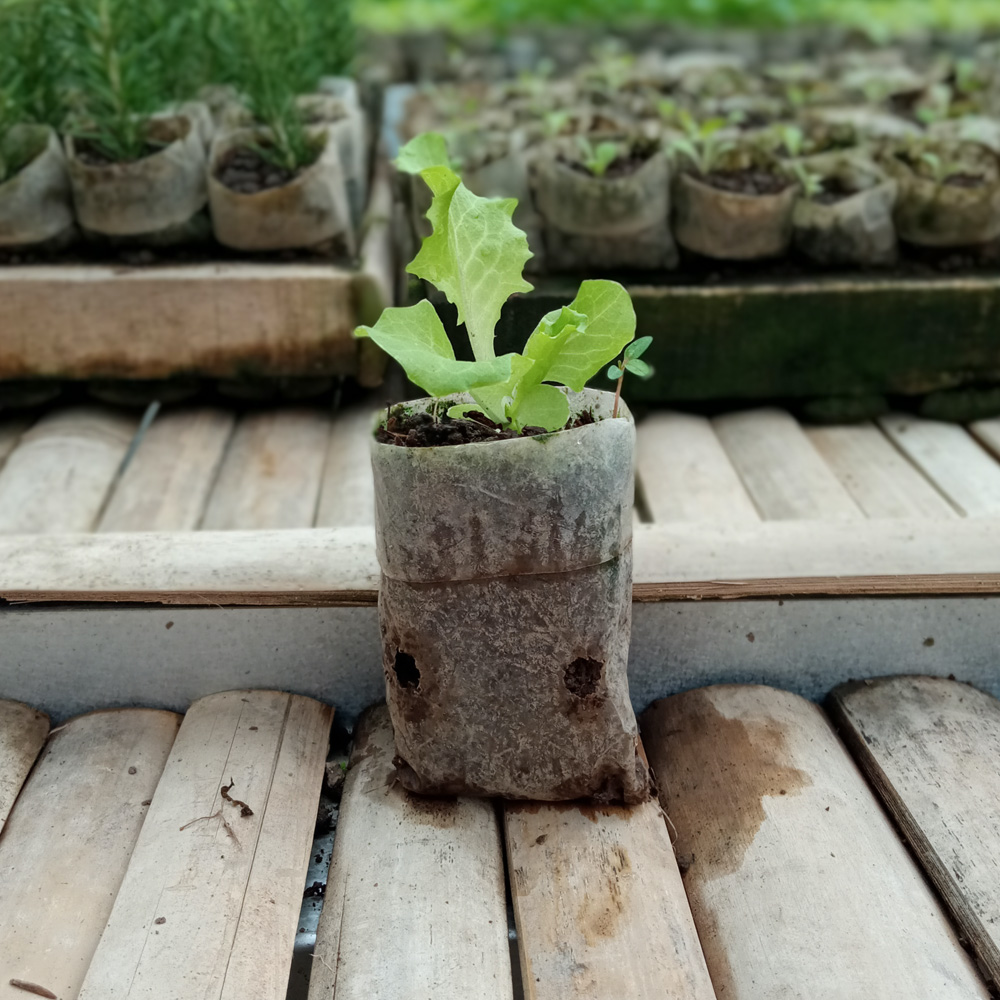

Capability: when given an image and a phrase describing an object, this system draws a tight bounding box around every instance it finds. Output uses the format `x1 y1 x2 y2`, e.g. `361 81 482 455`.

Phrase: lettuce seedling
356 131 639 433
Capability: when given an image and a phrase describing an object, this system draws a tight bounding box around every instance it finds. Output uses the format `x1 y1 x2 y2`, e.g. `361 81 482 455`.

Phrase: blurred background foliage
355 0 1000 35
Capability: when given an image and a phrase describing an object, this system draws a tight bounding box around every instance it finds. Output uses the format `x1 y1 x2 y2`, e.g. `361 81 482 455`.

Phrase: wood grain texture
504 799 715 1000
879 413 1000 517
0 264 363 380
641 685 989 1000
807 423 957 519
5 519 1000 604
0 699 49 835
314 406 376 528
200 409 332 530
99 408 235 532
0 407 136 533
970 417 1000 465
309 705 512 1000
78 690 332 1000
713 409 862 520
0 710 180 1000
636 412 759 524
0 417 31 474
828 676 1000 988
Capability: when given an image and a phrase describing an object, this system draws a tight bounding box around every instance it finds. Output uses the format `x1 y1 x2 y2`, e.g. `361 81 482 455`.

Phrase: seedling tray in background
0 169 395 393
428 271 1000 418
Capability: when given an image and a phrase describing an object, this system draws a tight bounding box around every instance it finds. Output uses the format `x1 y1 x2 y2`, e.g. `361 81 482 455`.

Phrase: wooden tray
0 170 396 387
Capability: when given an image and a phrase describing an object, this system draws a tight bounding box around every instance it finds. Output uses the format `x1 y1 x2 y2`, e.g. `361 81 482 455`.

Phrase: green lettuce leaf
356 299 515 398
396 131 533 361
540 279 636 391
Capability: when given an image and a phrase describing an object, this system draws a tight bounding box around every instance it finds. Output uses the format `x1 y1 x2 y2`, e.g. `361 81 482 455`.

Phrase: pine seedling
63 0 176 162
607 336 654 419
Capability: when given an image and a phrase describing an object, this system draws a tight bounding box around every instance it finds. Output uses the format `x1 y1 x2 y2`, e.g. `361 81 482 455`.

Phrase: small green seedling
777 124 806 158
543 109 571 138
357 131 641 434
668 111 735 176
917 150 967 185
576 135 619 178
607 336 653 419
788 160 824 199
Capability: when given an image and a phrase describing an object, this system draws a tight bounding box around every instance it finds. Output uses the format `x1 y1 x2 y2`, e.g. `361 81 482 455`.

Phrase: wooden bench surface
2 679 1000 998
0 403 999 601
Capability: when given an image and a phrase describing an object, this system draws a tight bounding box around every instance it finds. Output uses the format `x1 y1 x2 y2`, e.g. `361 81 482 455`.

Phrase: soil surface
74 138 166 167
216 146 302 194
699 168 792 196
377 408 596 447
944 172 988 188
813 176 858 205
563 150 651 180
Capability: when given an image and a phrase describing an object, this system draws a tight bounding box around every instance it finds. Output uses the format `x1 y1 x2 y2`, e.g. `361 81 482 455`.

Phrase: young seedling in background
357 131 642 433
608 336 653 418
668 111 735 176
576 134 620 177
788 160 824 198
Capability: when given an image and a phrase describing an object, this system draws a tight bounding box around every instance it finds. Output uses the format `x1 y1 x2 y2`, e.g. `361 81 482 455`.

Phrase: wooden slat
807 423 957 519
0 699 49 835
879 413 1000 516
314 405 376 528
504 799 715 1000
6 518 1000 604
0 407 136 533
828 676 1000 987
98 407 235 532
970 417 1000 465
641 685 989 999
0 264 363 380
201 409 333 530
78 690 332 1000
0 417 32 474
636 412 759 524
713 408 862 520
310 705 512 1000
0 709 180 1000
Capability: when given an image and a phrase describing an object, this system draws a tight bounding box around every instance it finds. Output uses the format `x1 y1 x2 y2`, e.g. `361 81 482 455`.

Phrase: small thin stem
612 371 624 419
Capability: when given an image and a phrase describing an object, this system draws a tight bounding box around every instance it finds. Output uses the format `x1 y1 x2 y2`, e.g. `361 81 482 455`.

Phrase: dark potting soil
812 176 858 205
699 168 792 196
377 408 596 447
216 146 303 194
74 138 167 167
562 151 651 180
944 172 988 188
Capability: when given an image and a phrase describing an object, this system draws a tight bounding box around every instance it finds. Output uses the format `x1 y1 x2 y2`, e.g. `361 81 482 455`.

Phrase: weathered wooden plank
0 264 363 380
5 519 1000 605
636 411 759 524
0 699 49 836
0 407 137 533
713 409 862 520
99 408 235 532
0 709 180 1000
314 406 376 528
504 799 715 1000
969 417 1000 465
481 275 1000 403
78 690 332 1000
828 676 1000 987
0 417 31 474
807 423 957 519
200 409 333 530
879 414 1000 516
641 685 989 999
309 705 512 1000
